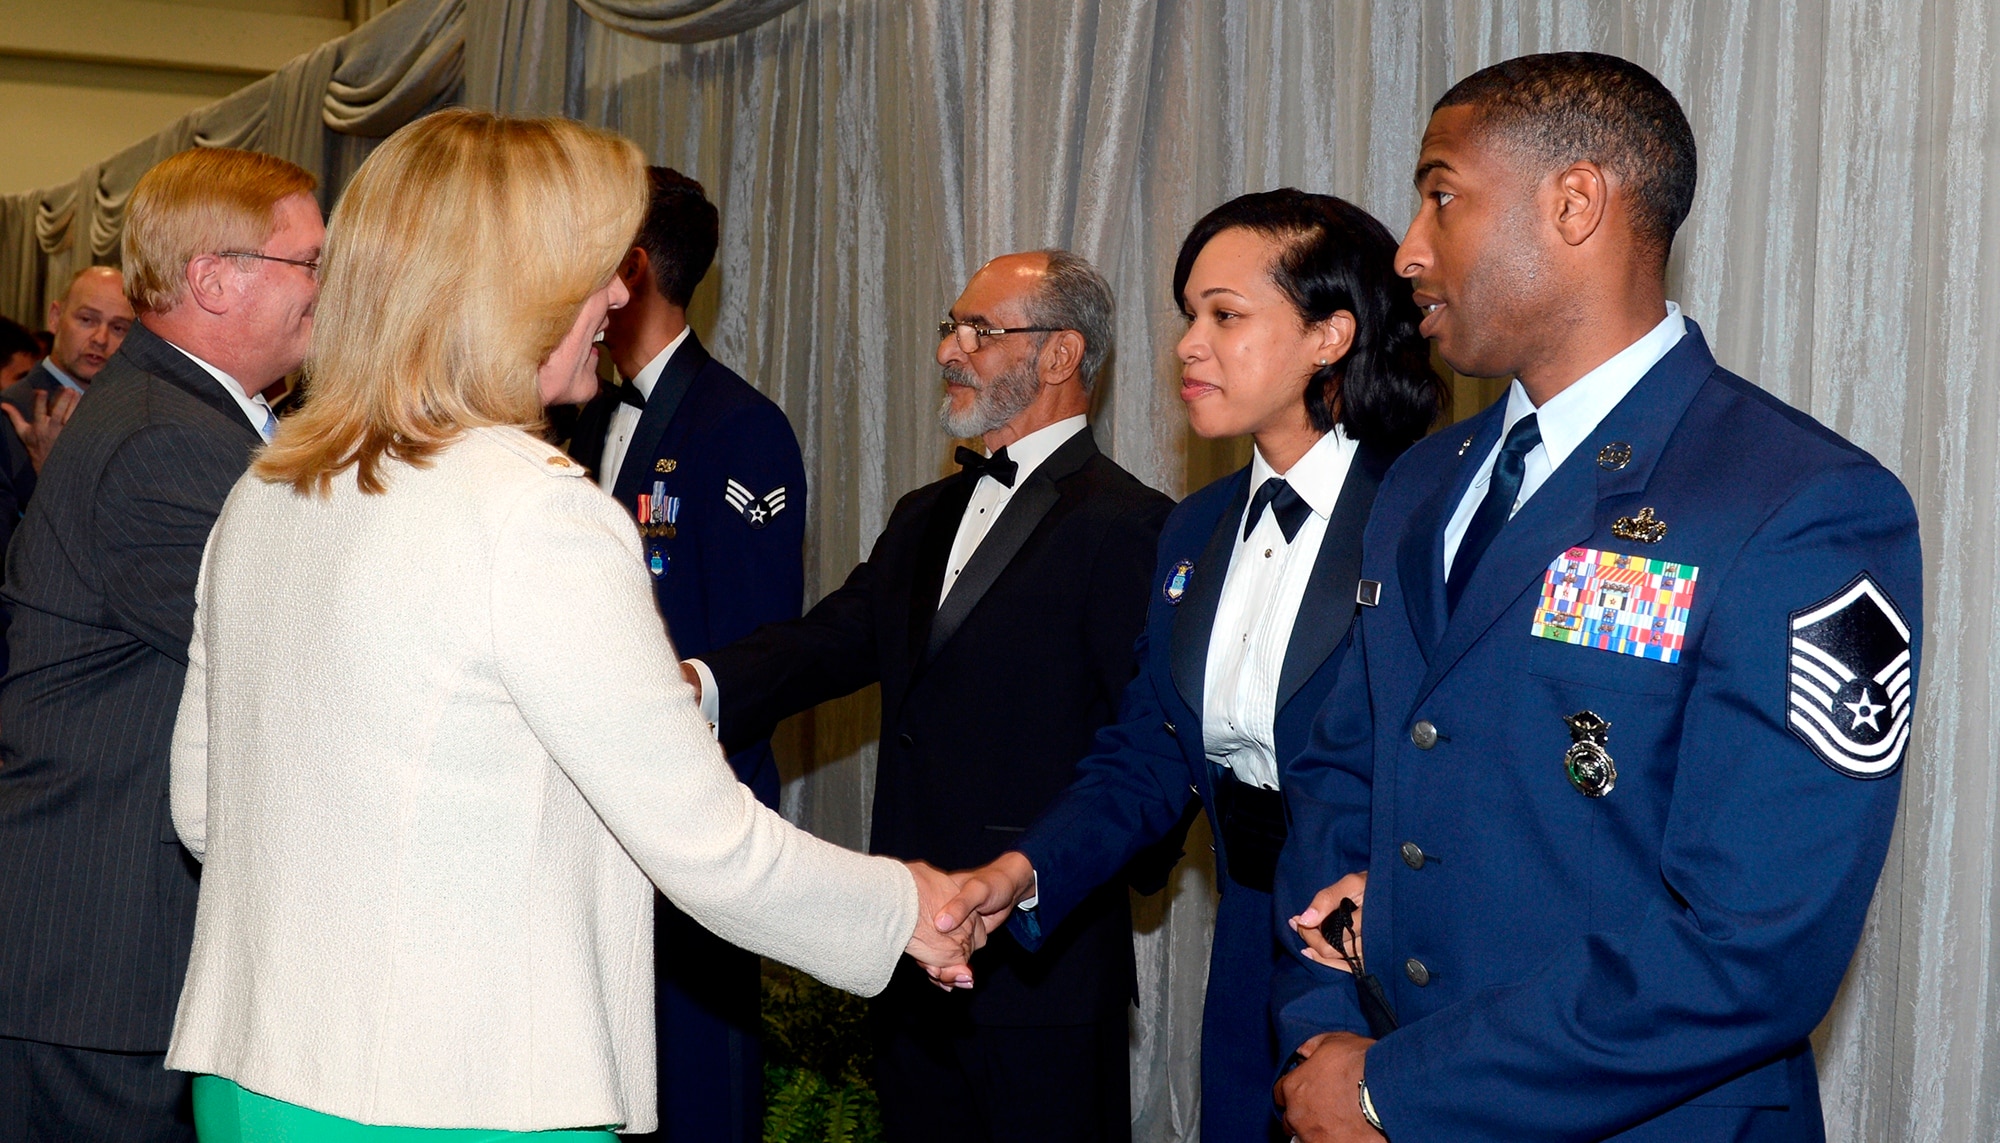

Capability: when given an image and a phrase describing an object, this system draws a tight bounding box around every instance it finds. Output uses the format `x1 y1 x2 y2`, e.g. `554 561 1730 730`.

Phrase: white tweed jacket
165 426 917 1133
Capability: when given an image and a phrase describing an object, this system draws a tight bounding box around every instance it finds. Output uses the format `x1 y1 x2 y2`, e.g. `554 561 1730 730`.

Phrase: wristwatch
1357 1076 1386 1135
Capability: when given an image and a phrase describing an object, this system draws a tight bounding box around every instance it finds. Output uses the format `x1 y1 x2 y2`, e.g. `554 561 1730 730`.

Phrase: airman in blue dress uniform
1272 54 1922 1142
567 168 807 1143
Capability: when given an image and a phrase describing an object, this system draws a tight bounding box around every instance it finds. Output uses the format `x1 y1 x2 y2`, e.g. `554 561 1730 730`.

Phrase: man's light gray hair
1022 248 1114 393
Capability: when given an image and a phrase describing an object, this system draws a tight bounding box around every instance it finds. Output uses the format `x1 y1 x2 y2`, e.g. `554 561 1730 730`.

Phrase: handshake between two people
900 851 1040 991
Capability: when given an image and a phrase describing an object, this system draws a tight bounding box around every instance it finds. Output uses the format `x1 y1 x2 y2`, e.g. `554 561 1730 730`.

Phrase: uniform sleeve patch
1788 573 1913 779
724 479 787 529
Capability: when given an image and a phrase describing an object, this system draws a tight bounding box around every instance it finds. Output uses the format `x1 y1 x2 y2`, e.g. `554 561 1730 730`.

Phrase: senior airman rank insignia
1787 574 1912 779
1163 559 1194 604
725 478 786 529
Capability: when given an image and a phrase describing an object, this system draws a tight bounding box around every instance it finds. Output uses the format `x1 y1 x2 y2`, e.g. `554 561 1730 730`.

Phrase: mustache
941 364 979 389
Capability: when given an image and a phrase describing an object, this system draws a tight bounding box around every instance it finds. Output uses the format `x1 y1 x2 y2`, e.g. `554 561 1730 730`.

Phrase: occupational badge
1562 711 1616 797
1533 547 1699 663
648 547 666 578
1787 574 1913 778
1163 558 1194 605
655 458 677 474
1611 506 1668 543
724 479 787 529
1597 442 1633 470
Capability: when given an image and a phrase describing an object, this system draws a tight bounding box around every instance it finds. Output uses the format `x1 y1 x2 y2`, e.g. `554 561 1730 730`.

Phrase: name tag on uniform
1531 546 1699 664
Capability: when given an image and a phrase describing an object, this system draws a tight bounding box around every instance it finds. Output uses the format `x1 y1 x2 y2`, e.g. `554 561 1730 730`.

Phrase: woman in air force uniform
946 189 1445 1141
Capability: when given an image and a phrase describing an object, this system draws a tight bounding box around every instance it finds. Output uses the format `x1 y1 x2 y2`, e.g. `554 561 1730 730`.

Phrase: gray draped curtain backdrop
0 2 1992 1140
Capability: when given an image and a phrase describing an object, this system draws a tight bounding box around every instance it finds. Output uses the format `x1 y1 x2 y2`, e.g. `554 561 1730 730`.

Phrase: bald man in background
0 267 135 544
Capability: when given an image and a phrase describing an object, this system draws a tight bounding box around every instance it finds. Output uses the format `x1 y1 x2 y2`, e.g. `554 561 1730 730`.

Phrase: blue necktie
258 404 278 443
1445 413 1541 615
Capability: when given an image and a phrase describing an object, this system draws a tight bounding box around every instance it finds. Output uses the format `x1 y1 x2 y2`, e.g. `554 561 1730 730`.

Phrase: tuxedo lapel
926 428 1099 663
907 474 976 670
611 331 709 503
1169 473 1249 718
1409 325 1720 711
1399 410 1501 659
1274 439 1394 713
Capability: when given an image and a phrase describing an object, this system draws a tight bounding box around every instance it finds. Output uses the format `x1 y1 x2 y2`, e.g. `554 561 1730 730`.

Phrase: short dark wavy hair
1172 189 1444 447
0 315 38 364
634 167 719 308
1436 52 1697 267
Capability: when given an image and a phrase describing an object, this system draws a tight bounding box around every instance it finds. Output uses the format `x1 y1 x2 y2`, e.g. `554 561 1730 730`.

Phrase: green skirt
192 1075 619 1142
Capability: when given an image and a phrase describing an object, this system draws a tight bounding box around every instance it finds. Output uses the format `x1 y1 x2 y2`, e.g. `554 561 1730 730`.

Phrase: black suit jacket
0 322 262 1052
703 427 1172 1026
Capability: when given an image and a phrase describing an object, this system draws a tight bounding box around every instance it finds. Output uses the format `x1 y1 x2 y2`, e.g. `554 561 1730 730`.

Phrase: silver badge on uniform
1563 711 1616 797
1787 574 1912 779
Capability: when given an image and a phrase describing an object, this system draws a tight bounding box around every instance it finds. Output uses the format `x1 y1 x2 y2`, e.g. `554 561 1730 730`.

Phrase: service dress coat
1011 441 1393 1143
164 426 917 1135
566 329 809 1143
1275 324 1923 1141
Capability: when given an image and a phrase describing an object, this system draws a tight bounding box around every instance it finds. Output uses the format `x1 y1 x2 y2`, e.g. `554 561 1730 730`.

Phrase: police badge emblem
1163 559 1194 605
1787 574 1913 778
1562 711 1616 797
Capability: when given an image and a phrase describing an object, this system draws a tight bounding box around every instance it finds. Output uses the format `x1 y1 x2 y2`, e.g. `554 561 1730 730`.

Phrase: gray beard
938 359 1040 438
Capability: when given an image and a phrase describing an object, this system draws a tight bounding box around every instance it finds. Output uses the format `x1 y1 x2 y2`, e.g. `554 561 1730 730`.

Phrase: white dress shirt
1442 302 1687 576
939 414 1087 606
166 341 280 441
690 415 1091 731
598 324 692 494
1202 427 1358 790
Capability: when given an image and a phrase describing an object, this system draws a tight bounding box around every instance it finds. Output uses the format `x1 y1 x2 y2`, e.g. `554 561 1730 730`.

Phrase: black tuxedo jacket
703 427 1172 1025
0 322 262 1051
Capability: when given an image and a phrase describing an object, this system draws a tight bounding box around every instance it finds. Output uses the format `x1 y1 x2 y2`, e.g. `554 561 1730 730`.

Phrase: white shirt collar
1502 301 1686 470
1248 425 1355 520
165 341 270 433
984 414 1087 484
626 324 693 402
39 357 83 393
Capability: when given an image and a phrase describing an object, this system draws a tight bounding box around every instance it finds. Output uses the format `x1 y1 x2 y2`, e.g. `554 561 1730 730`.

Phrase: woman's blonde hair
123 148 318 315
255 109 646 495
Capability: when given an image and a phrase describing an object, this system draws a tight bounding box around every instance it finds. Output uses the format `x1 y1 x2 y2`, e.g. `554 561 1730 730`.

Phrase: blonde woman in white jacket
165 110 981 1141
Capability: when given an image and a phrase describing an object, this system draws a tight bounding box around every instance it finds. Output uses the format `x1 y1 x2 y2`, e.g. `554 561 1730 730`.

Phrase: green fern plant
761 963 885 1143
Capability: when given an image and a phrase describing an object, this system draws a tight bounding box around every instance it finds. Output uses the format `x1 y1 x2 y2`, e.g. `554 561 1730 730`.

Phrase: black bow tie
615 380 647 410
955 445 1017 488
1245 477 1311 542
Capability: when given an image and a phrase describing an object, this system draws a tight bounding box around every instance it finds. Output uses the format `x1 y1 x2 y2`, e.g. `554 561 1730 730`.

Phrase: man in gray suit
0 147 321 1143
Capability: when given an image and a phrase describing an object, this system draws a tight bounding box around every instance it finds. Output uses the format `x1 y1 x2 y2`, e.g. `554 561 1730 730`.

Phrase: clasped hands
901 851 1040 991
